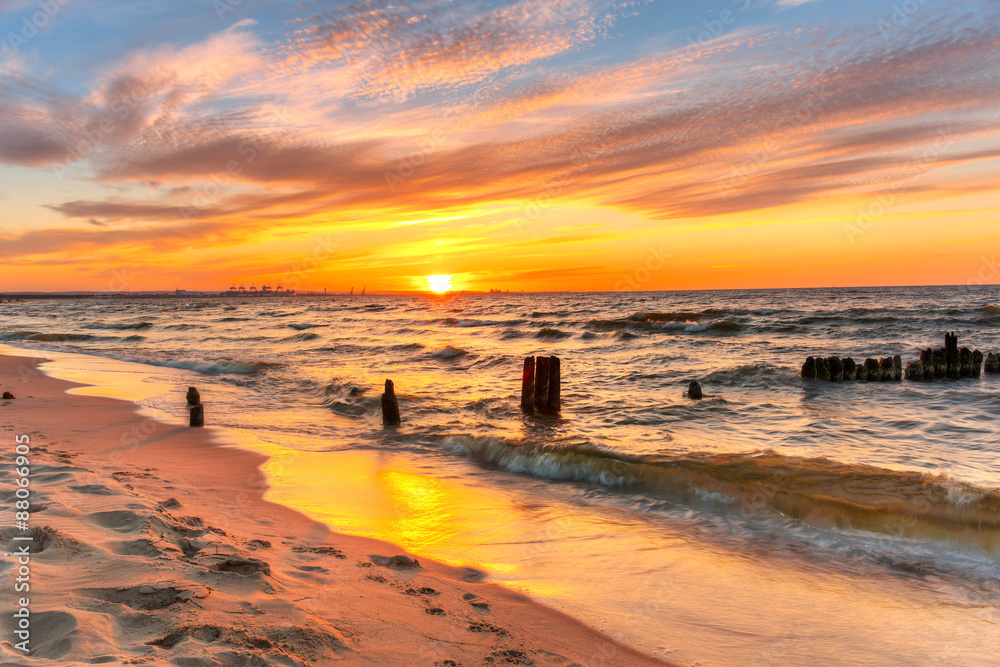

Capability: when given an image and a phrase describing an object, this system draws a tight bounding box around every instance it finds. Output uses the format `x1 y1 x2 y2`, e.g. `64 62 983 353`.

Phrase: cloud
0 23 263 169
7 0 1000 266
288 0 636 101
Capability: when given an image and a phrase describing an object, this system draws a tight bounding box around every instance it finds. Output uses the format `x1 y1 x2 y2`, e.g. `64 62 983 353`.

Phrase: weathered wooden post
893 355 902 382
905 360 924 381
546 356 561 413
688 381 703 399
828 357 844 382
920 349 934 380
189 404 204 427
801 357 817 379
843 358 857 381
520 357 535 413
960 348 974 378
863 358 880 382
816 357 831 381
933 349 947 379
533 356 551 413
187 386 204 427
973 350 984 377
986 353 1000 374
381 379 401 426
879 358 893 382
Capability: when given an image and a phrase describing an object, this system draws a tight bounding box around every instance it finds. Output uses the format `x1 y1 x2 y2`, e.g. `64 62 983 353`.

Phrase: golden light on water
426 275 453 293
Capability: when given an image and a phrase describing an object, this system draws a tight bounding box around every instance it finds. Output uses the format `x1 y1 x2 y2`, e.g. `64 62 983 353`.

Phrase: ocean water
2 286 999 665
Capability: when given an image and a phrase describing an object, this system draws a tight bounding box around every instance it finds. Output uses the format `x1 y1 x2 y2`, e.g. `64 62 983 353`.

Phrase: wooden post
546 356 561 413
533 356 551 413
189 404 204 427
905 360 924 381
687 380 703 399
520 357 535 413
187 386 203 426
381 379 401 426
828 357 844 382
843 358 857 381
920 349 934 380
801 357 817 379
985 352 1000 374
879 357 894 382
960 348 974 378
973 350 984 377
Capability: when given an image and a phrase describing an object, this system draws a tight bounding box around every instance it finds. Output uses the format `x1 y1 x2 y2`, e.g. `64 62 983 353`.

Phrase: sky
1 0 999 292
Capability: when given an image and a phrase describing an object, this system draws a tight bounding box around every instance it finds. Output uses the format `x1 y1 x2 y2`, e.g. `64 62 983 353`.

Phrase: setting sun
425 275 453 293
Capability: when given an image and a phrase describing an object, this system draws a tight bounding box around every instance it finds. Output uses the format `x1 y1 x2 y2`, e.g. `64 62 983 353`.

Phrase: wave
585 317 742 334
445 439 1000 551
701 363 796 388
114 356 281 376
81 322 153 330
431 317 515 328
218 316 251 322
163 323 206 330
285 332 319 342
431 345 469 359
629 311 708 323
313 378 377 417
257 310 299 318
535 328 571 339
390 342 426 351
0 331 97 342
288 323 320 330
122 335 146 343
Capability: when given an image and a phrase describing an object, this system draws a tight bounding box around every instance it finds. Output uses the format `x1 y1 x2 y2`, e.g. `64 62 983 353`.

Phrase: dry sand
0 351 672 666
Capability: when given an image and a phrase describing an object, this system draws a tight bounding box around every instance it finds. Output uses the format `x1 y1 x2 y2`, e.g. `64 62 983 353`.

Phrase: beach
0 349 669 666
1 289 998 665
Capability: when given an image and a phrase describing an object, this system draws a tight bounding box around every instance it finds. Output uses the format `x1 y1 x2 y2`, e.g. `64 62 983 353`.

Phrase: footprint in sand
109 538 170 558
2 610 77 660
468 621 508 636
369 554 421 569
74 584 210 611
85 510 147 533
462 593 490 613
69 484 116 495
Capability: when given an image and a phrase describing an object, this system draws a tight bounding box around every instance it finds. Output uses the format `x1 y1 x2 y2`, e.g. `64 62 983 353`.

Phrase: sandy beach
0 350 669 666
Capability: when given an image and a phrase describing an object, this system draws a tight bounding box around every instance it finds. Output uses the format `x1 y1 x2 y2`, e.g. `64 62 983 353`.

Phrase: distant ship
221 283 296 296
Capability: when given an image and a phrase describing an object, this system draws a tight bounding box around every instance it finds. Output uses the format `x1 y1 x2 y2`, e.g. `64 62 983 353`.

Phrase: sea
2 285 998 666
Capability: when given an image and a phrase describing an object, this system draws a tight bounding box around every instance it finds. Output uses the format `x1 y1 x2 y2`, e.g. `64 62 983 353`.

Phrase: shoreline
0 349 671 666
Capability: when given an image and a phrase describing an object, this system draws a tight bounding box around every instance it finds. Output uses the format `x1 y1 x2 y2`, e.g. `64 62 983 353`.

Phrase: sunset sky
1 0 999 292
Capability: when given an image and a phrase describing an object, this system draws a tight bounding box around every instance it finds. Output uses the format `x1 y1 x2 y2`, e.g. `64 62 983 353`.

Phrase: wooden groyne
803 333 998 383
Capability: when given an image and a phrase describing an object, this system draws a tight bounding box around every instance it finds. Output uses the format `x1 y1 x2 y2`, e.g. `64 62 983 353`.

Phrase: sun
425 275 453 293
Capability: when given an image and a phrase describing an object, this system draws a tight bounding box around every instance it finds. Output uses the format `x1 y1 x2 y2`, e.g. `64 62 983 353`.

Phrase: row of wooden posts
185 334 998 427
803 333 1000 383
